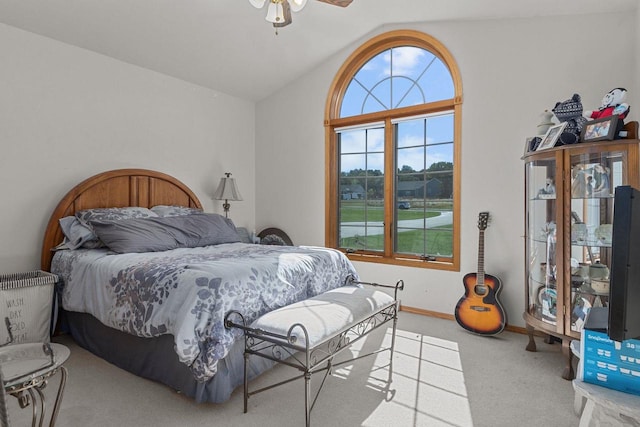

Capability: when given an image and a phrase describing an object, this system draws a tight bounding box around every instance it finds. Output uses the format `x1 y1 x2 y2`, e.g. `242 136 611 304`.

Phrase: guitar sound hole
474 285 487 296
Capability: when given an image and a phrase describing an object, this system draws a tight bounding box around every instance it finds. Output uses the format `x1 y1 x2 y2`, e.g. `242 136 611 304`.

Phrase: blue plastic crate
581 328 640 396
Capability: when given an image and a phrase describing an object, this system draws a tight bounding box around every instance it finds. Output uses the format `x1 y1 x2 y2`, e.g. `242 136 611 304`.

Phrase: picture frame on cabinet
581 115 620 142
524 137 536 155
537 122 567 150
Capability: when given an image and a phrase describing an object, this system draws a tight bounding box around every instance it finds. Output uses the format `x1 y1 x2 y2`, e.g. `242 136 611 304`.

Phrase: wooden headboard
41 169 202 271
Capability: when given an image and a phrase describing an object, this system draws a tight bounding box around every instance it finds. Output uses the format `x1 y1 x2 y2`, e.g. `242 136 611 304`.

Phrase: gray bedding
51 243 357 383
64 310 272 403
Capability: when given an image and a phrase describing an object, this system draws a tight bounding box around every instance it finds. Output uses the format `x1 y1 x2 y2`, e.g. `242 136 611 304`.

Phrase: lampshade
249 0 312 30
265 2 285 23
289 0 307 12
213 173 243 202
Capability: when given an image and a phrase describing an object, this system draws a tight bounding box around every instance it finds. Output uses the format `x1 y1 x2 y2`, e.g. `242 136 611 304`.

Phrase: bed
40 169 358 403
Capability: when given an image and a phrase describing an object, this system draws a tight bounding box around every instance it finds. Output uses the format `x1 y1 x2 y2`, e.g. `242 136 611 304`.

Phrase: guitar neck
477 229 485 284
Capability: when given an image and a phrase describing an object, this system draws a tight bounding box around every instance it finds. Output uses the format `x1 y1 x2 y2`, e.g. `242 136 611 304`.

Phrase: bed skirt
65 311 275 403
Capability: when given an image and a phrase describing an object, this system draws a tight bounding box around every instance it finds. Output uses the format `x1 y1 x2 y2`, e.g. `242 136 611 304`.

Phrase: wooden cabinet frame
523 122 639 380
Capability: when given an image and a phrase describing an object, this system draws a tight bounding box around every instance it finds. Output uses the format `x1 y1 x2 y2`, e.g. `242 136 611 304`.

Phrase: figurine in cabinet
571 164 590 198
592 164 610 197
538 177 556 196
571 163 611 198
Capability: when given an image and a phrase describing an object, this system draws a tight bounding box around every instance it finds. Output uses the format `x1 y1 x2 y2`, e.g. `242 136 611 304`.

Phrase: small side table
1 343 69 427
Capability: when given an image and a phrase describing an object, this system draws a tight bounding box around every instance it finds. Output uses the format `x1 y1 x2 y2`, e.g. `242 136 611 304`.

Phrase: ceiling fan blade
316 0 353 7
273 1 293 28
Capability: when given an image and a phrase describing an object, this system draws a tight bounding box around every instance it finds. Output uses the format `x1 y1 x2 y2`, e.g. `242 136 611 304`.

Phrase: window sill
345 252 459 271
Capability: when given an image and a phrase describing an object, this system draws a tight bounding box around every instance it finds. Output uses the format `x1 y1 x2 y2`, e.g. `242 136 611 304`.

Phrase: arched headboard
41 169 202 271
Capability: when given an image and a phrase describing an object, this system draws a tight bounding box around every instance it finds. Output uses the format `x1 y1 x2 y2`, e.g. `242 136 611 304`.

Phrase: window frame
324 30 463 271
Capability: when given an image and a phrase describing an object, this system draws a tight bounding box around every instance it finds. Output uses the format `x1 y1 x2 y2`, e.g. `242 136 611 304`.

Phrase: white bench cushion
250 286 395 348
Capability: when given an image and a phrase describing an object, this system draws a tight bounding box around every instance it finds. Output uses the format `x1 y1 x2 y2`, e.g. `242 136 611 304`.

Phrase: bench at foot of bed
224 275 404 427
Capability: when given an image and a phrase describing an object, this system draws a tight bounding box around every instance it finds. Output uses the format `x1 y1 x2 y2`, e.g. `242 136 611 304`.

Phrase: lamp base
223 201 230 218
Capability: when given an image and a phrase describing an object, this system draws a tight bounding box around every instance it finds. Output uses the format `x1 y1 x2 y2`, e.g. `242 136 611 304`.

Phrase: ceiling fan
249 0 353 30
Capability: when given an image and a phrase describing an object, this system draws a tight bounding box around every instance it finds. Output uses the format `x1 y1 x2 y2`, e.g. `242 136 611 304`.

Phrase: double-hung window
325 30 462 270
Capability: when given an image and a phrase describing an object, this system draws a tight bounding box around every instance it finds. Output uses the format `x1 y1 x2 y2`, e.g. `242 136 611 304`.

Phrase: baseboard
400 305 455 321
399 305 530 335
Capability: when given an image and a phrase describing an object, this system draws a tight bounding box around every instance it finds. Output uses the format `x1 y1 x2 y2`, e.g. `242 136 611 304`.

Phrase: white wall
255 12 637 328
0 23 256 273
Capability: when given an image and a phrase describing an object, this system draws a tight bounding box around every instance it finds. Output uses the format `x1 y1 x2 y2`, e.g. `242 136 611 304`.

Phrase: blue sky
337 46 454 172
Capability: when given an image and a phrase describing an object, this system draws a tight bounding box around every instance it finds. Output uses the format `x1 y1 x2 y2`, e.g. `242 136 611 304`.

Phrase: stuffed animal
552 93 588 145
584 88 630 120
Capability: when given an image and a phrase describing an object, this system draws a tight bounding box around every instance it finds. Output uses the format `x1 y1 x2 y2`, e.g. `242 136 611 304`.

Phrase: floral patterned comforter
51 242 357 381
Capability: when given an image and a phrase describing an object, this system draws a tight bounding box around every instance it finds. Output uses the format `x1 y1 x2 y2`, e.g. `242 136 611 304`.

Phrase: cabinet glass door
568 148 626 333
526 156 559 328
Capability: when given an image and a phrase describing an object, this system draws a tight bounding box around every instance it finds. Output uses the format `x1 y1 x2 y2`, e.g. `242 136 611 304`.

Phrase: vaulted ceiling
0 0 636 101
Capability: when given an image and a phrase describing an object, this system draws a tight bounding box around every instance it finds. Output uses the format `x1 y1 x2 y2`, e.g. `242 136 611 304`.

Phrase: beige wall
0 23 256 273
255 12 637 327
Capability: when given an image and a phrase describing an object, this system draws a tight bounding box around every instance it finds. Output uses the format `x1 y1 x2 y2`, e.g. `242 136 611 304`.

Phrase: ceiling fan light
289 0 307 12
249 0 267 8
265 2 285 23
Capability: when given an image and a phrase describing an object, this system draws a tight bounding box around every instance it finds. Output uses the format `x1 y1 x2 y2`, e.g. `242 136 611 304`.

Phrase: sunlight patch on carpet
335 328 473 427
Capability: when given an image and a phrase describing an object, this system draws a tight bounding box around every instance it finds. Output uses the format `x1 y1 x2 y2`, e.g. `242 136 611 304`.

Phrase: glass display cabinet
523 125 639 380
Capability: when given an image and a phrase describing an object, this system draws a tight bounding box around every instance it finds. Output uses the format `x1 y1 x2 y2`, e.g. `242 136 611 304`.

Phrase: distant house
397 179 443 199
341 184 365 200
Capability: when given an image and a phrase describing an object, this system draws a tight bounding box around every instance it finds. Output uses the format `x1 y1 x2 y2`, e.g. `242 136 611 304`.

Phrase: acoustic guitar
454 212 507 335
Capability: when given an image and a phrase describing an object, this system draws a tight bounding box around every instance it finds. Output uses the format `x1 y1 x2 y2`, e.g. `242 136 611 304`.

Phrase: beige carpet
7 312 579 426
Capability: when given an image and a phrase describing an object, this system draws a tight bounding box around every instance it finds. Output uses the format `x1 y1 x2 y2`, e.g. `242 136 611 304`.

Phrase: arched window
324 30 462 270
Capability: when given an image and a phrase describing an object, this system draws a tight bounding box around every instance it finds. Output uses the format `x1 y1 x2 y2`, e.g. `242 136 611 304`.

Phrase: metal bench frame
224 275 404 426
